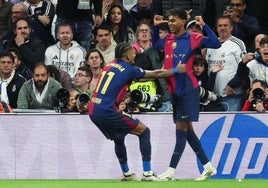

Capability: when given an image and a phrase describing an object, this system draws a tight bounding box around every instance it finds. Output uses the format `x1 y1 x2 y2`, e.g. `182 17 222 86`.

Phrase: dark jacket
24 0 56 46
7 73 27 108
4 36 46 71
56 0 102 21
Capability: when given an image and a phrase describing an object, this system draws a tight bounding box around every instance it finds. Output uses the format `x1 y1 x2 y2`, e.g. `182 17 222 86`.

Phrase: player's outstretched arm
144 61 186 79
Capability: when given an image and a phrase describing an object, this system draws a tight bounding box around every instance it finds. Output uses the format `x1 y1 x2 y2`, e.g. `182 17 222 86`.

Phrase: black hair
14 18 31 29
47 65 61 82
115 42 133 60
193 55 207 66
166 8 188 20
260 36 268 46
0 51 14 62
5 47 22 61
77 66 93 78
85 48 105 69
106 3 130 43
217 15 234 26
252 79 268 88
95 23 112 35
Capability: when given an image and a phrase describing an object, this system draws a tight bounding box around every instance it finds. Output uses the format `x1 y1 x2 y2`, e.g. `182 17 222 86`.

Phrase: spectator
55 0 102 51
236 36 268 85
17 63 62 110
23 0 56 47
3 2 28 43
0 51 26 108
105 3 136 44
206 16 247 111
241 79 268 112
102 0 134 30
192 55 218 111
45 23 86 82
64 88 80 112
185 19 205 56
74 66 94 99
4 18 46 71
130 0 163 30
245 0 268 36
129 52 163 112
47 64 72 89
84 49 105 90
158 22 170 39
120 0 137 11
0 0 13 51
186 19 203 34
254 33 266 58
132 22 152 53
161 0 206 19
224 0 260 52
95 23 117 64
5 47 32 80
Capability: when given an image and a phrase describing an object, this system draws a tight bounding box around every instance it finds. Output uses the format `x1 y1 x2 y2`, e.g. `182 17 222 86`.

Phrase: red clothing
241 100 253 111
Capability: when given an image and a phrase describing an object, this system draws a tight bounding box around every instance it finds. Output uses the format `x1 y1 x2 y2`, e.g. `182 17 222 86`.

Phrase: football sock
142 161 151 172
138 127 152 171
169 129 187 168
114 137 129 173
187 129 209 164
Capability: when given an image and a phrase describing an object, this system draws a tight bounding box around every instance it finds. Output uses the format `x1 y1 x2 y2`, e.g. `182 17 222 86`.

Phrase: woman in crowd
105 3 136 44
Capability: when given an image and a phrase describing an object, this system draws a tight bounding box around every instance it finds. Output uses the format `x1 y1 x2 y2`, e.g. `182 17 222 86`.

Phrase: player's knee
139 127 150 138
114 137 125 145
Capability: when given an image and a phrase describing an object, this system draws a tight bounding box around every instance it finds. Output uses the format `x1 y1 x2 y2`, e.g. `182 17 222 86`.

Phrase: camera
252 88 265 103
76 93 90 105
53 88 70 112
130 89 161 110
53 88 91 113
199 86 218 105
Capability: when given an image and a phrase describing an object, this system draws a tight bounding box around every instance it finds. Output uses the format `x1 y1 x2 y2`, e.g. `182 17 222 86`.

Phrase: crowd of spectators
0 0 268 113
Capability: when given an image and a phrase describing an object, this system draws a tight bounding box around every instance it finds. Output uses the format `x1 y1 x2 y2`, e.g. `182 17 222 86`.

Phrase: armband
173 67 179 74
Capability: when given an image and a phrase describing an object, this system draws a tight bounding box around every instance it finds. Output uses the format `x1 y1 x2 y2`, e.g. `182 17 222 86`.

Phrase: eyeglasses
75 73 88 77
139 29 150 33
230 3 244 7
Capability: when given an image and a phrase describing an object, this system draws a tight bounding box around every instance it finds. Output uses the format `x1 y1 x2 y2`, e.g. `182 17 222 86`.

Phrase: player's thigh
172 88 199 122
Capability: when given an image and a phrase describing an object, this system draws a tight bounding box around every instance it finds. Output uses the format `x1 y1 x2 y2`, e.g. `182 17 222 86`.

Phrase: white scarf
33 78 50 104
0 70 15 104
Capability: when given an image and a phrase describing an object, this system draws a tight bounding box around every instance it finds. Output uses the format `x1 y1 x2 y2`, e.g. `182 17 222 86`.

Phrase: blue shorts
89 112 140 140
171 88 199 123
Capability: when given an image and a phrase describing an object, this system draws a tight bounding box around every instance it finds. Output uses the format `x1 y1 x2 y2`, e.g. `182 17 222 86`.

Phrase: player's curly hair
115 42 133 60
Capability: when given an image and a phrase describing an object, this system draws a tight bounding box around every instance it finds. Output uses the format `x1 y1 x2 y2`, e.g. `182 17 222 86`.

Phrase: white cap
186 20 203 31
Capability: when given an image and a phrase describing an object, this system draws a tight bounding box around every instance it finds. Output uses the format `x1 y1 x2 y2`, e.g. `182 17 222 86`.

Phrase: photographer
128 52 164 112
54 66 93 113
54 88 91 114
241 79 268 112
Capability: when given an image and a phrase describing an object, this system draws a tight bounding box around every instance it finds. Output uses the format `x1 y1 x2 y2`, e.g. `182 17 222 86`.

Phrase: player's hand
154 15 167 26
195 16 205 27
177 61 186 73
